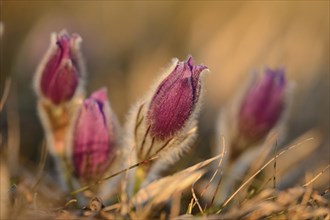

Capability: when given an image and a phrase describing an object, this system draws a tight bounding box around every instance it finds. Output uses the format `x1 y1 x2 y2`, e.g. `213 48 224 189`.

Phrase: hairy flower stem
59 154 74 192
38 99 81 192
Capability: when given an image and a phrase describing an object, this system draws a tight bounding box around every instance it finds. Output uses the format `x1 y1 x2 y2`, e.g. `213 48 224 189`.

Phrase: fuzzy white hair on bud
123 56 208 189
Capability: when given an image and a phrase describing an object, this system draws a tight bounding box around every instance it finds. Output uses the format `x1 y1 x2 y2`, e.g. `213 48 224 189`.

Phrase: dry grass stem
218 136 314 213
303 164 330 187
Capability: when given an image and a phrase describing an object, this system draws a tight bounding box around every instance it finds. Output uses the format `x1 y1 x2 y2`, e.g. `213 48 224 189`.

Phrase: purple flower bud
38 31 82 104
72 88 116 181
238 68 285 144
147 56 207 140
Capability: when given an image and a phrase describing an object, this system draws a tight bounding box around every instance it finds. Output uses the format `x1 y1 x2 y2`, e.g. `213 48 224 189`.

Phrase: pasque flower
127 56 207 187
34 30 86 190
72 88 117 181
147 56 207 140
36 30 83 104
238 68 285 144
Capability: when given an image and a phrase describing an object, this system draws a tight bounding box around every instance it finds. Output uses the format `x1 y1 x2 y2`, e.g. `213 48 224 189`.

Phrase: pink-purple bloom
238 68 285 144
39 31 81 104
73 88 116 181
147 56 207 140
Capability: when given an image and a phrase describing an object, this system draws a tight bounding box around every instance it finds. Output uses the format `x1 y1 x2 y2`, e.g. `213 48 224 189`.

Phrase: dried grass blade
303 164 330 187
70 155 159 195
217 137 314 213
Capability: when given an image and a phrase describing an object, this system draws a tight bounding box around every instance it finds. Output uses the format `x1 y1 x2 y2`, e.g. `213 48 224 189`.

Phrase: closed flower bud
35 30 83 104
126 56 207 185
238 68 285 144
147 56 207 140
72 88 117 181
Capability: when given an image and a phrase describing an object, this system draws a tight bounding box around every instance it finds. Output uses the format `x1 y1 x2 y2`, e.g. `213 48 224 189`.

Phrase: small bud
72 88 117 181
238 68 285 144
147 56 207 140
36 30 83 104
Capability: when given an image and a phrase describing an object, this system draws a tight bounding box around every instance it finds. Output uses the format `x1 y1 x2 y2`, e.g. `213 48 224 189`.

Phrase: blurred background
1 1 329 188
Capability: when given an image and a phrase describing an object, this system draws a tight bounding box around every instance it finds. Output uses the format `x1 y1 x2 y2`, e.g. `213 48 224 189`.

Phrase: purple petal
238 68 286 143
91 87 108 104
147 56 207 140
40 31 81 104
73 89 116 180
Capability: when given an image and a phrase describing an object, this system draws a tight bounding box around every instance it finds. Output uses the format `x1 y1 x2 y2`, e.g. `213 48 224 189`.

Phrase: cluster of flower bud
34 31 119 190
34 29 290 200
